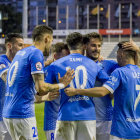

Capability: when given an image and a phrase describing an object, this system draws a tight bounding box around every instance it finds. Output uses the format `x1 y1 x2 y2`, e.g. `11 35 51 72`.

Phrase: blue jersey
93 60 119 121
0 55 11 121
3 46 44 118
104 64 140 139
44 66 60 131
46 53 109 121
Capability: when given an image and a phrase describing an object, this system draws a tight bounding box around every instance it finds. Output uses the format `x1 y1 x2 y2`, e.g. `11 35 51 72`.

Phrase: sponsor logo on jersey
68 96 89 102
107 76 117 85
126 117 140 122
5 92 13 97
36 62 42 70
0 64 6 69
45 69 48 77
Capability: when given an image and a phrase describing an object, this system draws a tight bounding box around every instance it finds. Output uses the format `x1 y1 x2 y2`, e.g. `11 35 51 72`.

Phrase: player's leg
96 121 112 140
76 120 96 140
3 118 16 140
4 117 38 140
44 130 55 140
110 135 140 140
0 120 12 140
55 121 77 140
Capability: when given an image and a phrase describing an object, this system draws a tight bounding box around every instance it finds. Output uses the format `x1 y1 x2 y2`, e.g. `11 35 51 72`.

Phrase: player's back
111 64 140 139
48 53 108 121
93 60 119 121
0 55 11 121
3 46 44 119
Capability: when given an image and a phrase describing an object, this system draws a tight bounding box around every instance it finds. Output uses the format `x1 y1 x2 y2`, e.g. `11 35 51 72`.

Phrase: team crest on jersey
0 64 6 69
19 136 26 140
36 62 42 70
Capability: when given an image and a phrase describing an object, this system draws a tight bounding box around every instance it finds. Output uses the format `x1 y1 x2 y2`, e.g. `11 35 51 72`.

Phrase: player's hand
64 87 77 96
98 55 104 62
35 92 60 102
58 69 75 87
122 38 139 52
45 92 60 101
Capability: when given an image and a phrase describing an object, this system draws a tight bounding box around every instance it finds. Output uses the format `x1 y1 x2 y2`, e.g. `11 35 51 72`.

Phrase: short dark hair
51 42 69 53
32 25 53 42
66 32 83 50
117 41 135 59
5 33 23 44
83 32 103 44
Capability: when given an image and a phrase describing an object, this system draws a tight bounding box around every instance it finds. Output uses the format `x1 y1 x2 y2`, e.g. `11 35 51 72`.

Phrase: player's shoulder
0 54 10 64
25 46 42 54
101 60 118 65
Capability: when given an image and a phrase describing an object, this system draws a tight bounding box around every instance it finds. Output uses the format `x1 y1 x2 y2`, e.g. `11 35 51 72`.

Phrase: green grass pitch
35 103 46 140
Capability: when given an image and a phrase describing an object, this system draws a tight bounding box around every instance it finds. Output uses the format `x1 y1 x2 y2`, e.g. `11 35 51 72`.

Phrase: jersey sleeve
97 65 109 84
103 69 121 94
0 57 9 78
29 49 44 74
44 65 56 84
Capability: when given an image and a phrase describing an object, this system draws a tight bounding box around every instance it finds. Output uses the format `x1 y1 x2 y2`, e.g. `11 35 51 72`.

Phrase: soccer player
44 42 70 140
0 33 24 140
65 41 140 140
45 32 109 140
2 25 74 140
83 32 119 140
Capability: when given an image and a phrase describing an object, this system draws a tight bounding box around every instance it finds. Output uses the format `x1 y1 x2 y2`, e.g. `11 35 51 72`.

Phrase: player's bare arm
122 38 139 66
35 91 60 103
44 59 54 67
64 86 110 97
1 70 8 83
32 69 75 95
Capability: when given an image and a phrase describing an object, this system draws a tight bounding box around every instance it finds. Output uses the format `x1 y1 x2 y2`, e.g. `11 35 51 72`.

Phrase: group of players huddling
0 25 140 140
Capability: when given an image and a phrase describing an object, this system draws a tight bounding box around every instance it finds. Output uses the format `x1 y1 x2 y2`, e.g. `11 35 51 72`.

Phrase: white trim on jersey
0 69 8 78
103 84 114 94
31 71 44 74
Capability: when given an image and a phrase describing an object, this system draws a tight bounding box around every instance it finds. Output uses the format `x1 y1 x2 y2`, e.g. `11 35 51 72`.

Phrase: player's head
66 32 84 53
5 33 24 57
32 25 53 56
116 41 135 66
83 32 103 61
51 42 70 61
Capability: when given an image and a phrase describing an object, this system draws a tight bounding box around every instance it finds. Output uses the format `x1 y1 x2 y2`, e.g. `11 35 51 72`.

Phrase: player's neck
33 42 44 52
121 59 135 67
70 50 82 54
6 49 14 62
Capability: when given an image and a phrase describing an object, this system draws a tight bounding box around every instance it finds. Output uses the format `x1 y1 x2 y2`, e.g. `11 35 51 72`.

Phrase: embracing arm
64 86 110 97
32 73 59 96
32 69 74 96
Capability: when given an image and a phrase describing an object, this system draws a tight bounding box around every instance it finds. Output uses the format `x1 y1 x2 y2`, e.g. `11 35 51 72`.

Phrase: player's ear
121 53 124 58
44 35 49 44
7 43 12 50
53 53 57 60
83 44 87 50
